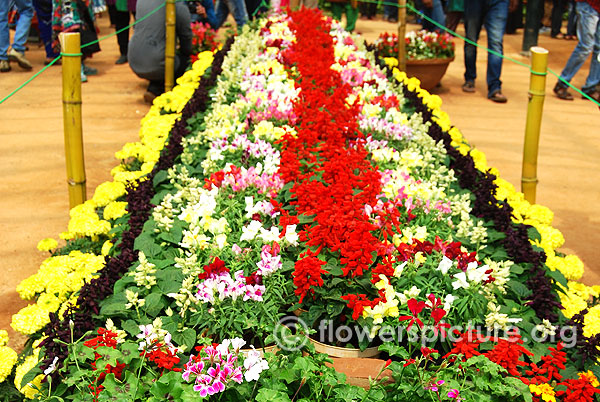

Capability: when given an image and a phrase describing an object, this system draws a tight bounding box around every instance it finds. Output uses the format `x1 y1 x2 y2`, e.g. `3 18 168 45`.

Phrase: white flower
243 348 269 381
259 226 281 243
443 294 456 311
451 272 469 290
534 319 557 338
284 224 299 246
240 220 263 242
466 261 489 283
230 337 246 352
43 357 59 375
437 256 454 275
394 261 407 278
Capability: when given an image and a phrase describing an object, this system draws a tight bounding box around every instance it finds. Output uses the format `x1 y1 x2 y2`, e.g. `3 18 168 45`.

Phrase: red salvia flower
399 298 426 330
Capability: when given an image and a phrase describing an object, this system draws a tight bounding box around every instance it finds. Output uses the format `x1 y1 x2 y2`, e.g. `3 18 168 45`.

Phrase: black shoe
115 55 128 65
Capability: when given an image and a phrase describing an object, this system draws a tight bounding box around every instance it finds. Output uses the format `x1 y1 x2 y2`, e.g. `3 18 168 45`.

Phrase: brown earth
0 13 598 351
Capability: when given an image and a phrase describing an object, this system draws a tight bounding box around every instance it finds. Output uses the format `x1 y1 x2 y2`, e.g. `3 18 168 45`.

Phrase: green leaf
122 319 141 337
507 279 532 298
20 366 42 389
546 268 568 287
173 328 197 351
152 170 168 187
527 226 542 242
144 292 166 317
255 388 292 402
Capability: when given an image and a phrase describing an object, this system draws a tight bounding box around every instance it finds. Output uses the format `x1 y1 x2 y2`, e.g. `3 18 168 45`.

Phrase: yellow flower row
1 52 215 395
386 60 599 339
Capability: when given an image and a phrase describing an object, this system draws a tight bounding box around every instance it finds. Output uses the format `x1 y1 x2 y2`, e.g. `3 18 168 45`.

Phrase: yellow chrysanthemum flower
0 330 8 347
579 370 600 387
0 346 18 383
103 201 128 220
14 350 42 399
36 238 58 252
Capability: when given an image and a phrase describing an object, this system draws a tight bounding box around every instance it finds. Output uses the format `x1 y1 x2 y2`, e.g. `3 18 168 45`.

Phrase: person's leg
225 0 248 28
566 0 577 36
446 11 462 33
558 2 596 86
11 0 34 53
582 12 600 93
463 0 484 84
345 3 359 31
0 0 12 61
114 9 130 57
214 0 230 28
331 3 344 22
550 0 565 37
484 0 509 97
32 0 58 60
428 0 446 31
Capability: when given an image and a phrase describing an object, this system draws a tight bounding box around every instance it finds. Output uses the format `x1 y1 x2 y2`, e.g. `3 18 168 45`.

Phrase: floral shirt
52 0 94 34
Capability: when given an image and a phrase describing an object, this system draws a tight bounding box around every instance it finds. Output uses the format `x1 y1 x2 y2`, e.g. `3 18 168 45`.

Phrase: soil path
0 13 598 351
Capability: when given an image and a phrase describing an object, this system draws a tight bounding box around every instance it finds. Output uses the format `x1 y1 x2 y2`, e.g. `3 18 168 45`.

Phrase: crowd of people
1 0 598 103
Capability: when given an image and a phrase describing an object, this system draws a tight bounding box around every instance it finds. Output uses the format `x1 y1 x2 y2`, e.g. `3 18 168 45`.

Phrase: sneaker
553 82 574 100
0 59 10 72
143 91 157 105
489 90 508 103
115 55 128 65
462 81 475 93
8 48 32 70
82 64 98 76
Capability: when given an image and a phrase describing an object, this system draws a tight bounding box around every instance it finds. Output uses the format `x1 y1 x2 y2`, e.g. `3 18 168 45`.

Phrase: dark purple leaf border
38 38 235 377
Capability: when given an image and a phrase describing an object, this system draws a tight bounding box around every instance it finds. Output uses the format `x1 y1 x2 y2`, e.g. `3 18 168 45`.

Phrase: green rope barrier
0 56 60 104
60 52 83 57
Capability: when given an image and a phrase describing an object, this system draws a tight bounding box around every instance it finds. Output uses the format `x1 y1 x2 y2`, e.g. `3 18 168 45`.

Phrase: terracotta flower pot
328 357 394 389
405 56 455 91
309 337 380 358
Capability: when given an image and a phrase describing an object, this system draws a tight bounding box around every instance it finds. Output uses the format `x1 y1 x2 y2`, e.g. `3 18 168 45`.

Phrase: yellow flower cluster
14 349 42 399
579 370 600 387
36 238 58 252
0 346 17 383
12 251 105 335
529 383 556 402
103 201 128 220
387 63 599 338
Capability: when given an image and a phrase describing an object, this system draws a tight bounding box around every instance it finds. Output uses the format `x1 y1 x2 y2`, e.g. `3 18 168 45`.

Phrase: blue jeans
32 0 58 59
0 0 34 60
463 0 509 97
558 1 600 93
416 0 446 32
215 0 248 29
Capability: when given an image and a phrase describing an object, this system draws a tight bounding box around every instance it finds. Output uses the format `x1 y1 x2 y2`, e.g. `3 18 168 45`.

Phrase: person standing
461 0 518 103
331 0 358 32
32 0 61 65
0 0 34 72
128 0 193 103
106 0 135 64
553 0 600 101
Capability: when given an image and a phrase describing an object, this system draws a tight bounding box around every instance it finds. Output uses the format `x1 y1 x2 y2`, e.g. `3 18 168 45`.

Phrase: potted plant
373 30 455 90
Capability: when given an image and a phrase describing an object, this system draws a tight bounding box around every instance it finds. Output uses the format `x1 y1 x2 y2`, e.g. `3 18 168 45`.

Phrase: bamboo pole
165 0 176 92
397 0 406 71
60 32 86 208
521 46 548 204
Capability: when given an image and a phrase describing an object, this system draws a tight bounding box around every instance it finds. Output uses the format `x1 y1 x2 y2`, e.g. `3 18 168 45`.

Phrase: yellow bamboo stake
165 0 176 92
397 0 406 71
521 46 548 204
60 32 86 209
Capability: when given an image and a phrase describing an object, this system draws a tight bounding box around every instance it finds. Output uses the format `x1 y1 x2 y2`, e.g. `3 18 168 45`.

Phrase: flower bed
1 8 599 402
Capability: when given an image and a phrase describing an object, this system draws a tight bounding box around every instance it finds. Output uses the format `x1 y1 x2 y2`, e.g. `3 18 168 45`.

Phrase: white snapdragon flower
240 220 263 242
284 224 299 246
451 272 469 290
437 256 454 275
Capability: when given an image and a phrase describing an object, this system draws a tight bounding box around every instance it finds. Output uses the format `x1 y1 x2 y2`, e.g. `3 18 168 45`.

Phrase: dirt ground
0 13 598 351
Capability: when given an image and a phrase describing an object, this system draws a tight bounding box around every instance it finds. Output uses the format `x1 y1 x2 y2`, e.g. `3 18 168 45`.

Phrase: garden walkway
0 14 598 350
